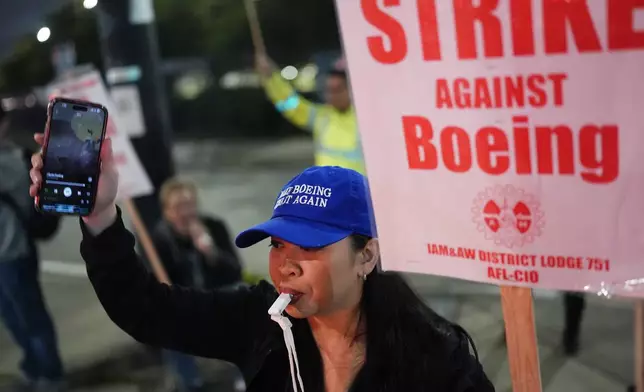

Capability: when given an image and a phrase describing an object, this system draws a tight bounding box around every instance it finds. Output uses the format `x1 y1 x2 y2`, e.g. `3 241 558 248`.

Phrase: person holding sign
256 54 366 176
28 134 493 391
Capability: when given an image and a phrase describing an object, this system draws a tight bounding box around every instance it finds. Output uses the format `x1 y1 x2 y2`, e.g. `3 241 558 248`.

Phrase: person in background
256 53 366 175
151 178 243 392
562 292 585 356
0 107 65 392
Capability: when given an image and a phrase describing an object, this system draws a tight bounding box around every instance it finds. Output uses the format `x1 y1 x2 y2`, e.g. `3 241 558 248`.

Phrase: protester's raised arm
256 53 322 133
80 207 274 366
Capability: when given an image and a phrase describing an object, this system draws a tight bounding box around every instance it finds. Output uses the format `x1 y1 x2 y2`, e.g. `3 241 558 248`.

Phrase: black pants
563 292 586 349
0 256 64 381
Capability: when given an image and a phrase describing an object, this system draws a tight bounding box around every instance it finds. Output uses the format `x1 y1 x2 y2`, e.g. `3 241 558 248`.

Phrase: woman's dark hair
349 234 475 390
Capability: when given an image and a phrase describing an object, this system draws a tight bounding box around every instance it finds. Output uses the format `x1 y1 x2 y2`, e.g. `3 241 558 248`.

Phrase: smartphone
35 97 108 216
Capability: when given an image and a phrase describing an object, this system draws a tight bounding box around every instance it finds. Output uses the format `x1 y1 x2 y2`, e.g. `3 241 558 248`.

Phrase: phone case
35 97 109 217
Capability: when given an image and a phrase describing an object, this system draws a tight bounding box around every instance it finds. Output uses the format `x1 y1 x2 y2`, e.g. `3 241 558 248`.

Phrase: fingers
29 184 39 198
30 166 42 185
100 138 113 164
31 152 43 170
29 151 43 197
34 133 45 146
29 168 42 198
30 166 42 184
100 138 118 177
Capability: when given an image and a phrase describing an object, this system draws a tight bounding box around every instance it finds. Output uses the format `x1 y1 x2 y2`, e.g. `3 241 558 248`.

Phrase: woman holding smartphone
29 133 494 392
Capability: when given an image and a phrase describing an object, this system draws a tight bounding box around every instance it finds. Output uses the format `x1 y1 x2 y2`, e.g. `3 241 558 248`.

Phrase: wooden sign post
244 0 266 55
635 301 644 392
501 287 542 392
123 198 170 284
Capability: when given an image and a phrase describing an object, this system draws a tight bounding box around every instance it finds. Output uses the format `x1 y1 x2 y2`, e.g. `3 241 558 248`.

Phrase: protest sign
47 69 153 201
335 0 644 298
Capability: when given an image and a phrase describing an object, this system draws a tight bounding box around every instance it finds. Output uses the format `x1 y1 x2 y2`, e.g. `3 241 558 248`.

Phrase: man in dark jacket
151 178 242 391
0 106 65 391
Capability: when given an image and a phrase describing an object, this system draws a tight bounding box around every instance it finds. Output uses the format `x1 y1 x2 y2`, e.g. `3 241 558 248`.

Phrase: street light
83 0 98 9
37 27 51 43
281 65 298 81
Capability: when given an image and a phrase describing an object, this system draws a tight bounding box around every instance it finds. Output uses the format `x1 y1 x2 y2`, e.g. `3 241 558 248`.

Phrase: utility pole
96 0 174 232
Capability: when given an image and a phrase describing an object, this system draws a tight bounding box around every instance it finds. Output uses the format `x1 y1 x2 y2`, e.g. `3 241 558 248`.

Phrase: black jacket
80 209 495 392
151 217 242 288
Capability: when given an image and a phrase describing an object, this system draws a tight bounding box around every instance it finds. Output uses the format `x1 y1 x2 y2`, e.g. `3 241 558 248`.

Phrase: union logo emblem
472 185 545 248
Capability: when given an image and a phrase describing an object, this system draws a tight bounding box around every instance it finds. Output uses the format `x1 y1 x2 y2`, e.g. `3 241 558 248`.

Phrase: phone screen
39 100 107 215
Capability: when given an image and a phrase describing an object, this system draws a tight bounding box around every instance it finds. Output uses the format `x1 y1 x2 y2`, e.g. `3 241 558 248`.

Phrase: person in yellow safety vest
255 54 366 175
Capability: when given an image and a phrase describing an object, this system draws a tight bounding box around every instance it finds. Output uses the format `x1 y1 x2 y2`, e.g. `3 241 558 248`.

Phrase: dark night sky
0 0 69 58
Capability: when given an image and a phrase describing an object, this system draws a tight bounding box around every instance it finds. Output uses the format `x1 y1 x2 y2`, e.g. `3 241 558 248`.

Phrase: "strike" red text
361 0 644 64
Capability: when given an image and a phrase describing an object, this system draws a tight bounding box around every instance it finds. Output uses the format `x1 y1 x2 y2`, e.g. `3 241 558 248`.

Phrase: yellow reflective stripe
306 107 318 130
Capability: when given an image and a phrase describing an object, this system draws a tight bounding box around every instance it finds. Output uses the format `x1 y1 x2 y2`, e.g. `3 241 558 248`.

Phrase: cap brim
235 216 351 249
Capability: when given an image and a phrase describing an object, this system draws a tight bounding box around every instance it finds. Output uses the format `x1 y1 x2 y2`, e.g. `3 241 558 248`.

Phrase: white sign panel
335 0 644 297
48 70 153 200
111 85 146 137
129 0 155 25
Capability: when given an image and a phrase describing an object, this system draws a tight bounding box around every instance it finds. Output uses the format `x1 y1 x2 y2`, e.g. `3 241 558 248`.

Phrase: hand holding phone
33 98 112 216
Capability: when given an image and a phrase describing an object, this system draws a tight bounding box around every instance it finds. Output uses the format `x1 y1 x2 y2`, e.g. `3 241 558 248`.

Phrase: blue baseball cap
235 166 375 248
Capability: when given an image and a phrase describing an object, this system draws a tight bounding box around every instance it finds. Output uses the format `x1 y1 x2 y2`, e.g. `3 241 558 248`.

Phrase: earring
362 273 367 281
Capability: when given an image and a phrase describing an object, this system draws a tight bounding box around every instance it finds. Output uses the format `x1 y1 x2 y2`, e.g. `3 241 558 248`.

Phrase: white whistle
268 293 293 316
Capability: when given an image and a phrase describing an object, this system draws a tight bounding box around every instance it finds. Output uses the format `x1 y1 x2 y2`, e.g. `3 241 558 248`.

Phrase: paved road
0 138 636 391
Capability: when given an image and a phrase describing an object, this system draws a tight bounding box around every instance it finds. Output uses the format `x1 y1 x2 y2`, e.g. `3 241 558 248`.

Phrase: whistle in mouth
268 293 293 316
